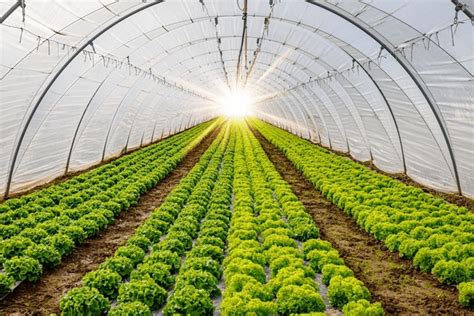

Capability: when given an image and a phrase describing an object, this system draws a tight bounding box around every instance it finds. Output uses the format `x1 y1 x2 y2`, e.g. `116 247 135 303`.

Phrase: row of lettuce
219 122 383 315
60 124 233 315
0 120 218 295
251 119 474 308
60 121 384 315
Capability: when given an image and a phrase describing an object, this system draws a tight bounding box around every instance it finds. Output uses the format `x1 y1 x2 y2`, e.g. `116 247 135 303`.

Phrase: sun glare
219 89 254 118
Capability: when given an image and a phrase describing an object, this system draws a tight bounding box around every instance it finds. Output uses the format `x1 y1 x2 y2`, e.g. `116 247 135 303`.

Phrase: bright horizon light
218 89 254 118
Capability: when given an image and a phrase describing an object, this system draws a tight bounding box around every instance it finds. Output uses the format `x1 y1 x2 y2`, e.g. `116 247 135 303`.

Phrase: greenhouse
0 0 472 314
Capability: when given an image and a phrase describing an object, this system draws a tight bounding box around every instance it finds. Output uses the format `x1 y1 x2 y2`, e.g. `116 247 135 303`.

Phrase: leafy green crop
59 287 110 316
4 256 42 282
163 285 214 316
342 299 384 316
457 282 474 308
328 276 371 309
0 273 14 295
276 284 325 314
109 301 151 316
130 262 173 289
24 244 61 268
117 279 167 310
83 269 122 299
0 120 217 290
250 119 473 305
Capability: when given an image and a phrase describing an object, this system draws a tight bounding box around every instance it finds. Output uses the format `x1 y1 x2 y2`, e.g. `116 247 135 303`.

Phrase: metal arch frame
140 31 400 159
47 29 382 189
50 10 394 140
4 1 461 196
113 85 156 153
296 85 342 149
175 42 391 159
14 15 388 188
306 0 461 194
359 0 473 77
127 85 188 152
57 30 379 179
349 61 407 172
66 71 134 173
68 29 388 175
250 3 455 179
4 0 165 198
101 78 147 162
64 78 106 173
298 84 346 149
271 24 451 173
0 0 23 24
122 87 155 153
282 87 325 144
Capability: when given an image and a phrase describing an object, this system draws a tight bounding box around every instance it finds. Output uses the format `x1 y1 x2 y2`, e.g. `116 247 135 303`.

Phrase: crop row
60 124 233 315
251 119 474 308
0 120 218 295
59 121 384 315
220 122 383 315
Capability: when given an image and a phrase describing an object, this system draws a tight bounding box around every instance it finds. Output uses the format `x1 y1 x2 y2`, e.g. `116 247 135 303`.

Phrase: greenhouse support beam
64 80 106 175
0 0 23 24
306 0 462 194
452 0 474 21
353 60 407 173
4 1 164 198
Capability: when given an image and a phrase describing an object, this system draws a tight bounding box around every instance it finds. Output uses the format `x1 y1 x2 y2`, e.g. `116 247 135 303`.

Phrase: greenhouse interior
0 0 473 314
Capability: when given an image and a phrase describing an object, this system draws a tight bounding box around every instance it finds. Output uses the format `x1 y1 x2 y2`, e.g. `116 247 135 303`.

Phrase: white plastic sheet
0 0 472 198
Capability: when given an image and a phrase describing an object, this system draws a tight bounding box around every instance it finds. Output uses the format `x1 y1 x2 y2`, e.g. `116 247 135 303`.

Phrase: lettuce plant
117 279 167 310
0 273 15 295
4 256 42 282
342 299 384 316
115 245 145 266
328 276 371 309
130 262 173 289
432 260 470 284
322 264 354 285
99 256 134 278
109 302 151 316
60 287 110 316
83 269 122 299
24 244 61 268
163 285 214 316
276 284 325 314
457 282 474 308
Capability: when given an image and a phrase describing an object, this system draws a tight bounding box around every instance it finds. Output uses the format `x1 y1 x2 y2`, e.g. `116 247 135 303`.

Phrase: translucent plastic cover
0 0 472 198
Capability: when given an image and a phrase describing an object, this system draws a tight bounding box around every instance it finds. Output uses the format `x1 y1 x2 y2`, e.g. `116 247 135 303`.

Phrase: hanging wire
235 0 248 88
200 0 231 89
20 0 26 22
244 0 276 87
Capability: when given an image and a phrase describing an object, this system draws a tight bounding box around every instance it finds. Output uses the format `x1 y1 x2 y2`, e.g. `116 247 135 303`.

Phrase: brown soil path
252 128 470 316
0 127 221 316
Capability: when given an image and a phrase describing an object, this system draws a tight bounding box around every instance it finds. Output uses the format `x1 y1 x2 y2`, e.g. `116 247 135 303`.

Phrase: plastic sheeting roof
0 0 473 198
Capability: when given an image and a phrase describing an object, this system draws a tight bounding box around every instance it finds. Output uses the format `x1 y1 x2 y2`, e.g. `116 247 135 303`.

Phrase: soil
0 126 221 316
252 127 471 316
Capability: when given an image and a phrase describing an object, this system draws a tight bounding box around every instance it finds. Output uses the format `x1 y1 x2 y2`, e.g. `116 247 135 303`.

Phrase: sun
218 89 254 118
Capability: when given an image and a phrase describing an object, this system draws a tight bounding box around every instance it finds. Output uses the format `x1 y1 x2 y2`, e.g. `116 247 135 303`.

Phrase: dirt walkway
252 128 469 316
0 127 220 316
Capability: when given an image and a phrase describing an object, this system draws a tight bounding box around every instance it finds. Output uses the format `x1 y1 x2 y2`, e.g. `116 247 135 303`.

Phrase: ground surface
252 127 469 316
0 127 220 315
